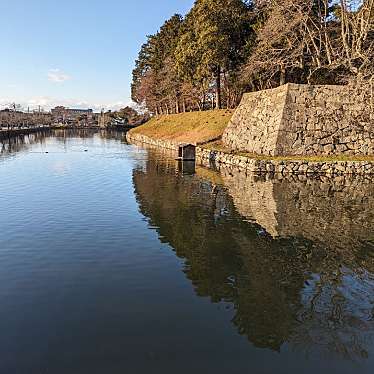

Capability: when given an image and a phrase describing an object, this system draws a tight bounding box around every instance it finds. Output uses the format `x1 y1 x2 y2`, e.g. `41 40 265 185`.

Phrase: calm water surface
0 130 374 374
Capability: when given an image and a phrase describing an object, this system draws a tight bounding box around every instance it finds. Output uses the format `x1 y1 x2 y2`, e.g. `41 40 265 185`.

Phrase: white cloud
0 96 134 112
47 69 71 83
102 101 135 112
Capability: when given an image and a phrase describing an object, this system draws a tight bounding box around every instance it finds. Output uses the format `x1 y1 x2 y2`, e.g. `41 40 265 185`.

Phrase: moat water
1 130 374 374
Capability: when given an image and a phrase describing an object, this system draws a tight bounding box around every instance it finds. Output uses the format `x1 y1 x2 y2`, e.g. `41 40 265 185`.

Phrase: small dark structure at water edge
177 144 196 161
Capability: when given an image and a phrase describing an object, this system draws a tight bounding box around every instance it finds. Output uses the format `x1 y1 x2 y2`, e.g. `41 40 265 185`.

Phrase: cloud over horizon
1 96 133 112
47 69 71 83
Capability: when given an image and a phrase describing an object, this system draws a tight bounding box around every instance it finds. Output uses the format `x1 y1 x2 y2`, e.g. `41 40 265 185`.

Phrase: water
0 129 374 374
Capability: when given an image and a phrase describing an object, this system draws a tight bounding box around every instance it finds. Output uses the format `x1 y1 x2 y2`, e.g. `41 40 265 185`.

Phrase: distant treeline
0 109 51 128
101 106 150 127
132 0 373 114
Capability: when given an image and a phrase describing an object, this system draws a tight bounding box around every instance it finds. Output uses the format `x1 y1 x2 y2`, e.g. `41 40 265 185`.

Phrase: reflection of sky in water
50 160 71 176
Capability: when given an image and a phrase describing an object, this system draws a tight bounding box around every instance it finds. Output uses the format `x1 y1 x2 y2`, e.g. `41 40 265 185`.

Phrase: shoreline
126 132 374 175
0 126 120 140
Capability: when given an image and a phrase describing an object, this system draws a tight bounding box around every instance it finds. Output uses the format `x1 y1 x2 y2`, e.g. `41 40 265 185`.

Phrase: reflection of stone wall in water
133 157 302 350
213 164 374 257
223 83 374 156
133 148 374 359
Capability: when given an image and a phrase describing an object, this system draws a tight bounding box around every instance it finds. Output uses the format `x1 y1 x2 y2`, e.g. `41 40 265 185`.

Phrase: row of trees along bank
0 107 51 128
131 0 374 115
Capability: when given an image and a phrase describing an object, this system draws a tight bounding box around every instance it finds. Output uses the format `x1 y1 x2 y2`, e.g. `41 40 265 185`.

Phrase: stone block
223 83 373 157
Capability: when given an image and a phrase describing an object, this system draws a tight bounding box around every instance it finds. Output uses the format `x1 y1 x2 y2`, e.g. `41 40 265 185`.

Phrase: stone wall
197 147 374 175
223 83 374 156
126 132 179 151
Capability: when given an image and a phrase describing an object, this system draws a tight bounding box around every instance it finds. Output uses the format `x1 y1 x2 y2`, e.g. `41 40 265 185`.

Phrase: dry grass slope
128 110 233 144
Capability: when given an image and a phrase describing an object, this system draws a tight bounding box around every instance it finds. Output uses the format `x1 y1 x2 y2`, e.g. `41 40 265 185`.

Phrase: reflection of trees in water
0 131 50 159
0 129 106 157
52 129 126 142
133 151 374 361
294 268 374 361
0 130 128 159
53 128 100 139
51 129 128 152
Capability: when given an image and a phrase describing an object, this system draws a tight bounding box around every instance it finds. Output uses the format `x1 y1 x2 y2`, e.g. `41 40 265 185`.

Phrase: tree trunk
182 98 186 113
176 99 180 114
280 65 286 86
202 94 206 111
215 65 222 109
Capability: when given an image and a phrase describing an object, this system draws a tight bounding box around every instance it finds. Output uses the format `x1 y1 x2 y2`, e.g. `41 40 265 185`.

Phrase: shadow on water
133 147 374 361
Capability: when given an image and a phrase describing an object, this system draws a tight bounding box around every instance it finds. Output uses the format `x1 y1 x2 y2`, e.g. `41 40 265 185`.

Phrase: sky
0 0 193 112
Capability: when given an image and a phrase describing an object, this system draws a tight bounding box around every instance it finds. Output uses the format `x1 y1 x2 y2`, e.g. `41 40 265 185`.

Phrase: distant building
51 106 95 125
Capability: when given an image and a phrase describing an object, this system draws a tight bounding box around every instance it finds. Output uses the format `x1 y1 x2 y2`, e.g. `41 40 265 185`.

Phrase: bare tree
245 0 373 88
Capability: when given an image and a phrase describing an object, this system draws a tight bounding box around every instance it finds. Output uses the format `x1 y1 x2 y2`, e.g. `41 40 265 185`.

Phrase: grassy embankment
128 110 233 144
129 110 374 162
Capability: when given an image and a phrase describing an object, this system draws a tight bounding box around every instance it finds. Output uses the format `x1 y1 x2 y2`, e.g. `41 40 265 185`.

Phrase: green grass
202 140 374 162
128 110 233 144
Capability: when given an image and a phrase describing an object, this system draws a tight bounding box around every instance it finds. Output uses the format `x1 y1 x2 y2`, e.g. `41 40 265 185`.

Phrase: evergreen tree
131 14 184 114
175 0 253 109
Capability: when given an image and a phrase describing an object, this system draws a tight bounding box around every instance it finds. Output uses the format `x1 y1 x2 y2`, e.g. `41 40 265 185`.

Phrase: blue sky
0 0 193 111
